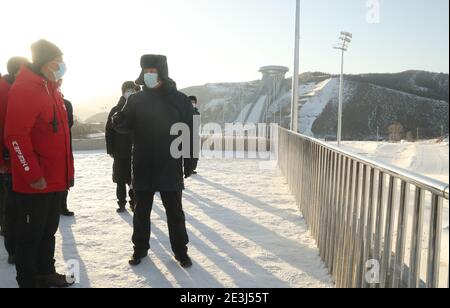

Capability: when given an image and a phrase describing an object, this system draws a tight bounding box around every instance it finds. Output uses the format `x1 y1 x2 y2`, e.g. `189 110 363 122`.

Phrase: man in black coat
113 55 198 268
189 96 200 175
61 97 75 217
57 79 76 217
105 81 140 213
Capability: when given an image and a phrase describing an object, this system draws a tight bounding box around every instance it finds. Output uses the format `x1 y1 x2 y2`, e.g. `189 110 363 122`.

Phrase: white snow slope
246 95 267 124
0 152 332 288
298 78 340 137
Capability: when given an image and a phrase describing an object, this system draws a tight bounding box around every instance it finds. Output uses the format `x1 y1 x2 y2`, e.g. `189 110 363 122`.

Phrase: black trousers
60 190 69 213
2 174 18 256
117 182 134 207
0 174 6 234
132 191 189 257
15 192 63 288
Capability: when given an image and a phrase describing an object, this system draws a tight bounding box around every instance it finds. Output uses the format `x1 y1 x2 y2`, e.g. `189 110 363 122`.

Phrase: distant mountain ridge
77 71 448 140
347 70 449 102
181 70 449 140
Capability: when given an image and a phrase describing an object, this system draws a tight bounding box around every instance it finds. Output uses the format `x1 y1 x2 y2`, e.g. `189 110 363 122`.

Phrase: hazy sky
1 0 449 105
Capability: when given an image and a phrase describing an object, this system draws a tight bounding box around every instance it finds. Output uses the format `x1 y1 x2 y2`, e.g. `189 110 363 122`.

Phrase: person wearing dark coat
105 81 140 213
112 55 198 268
189 96 200 116
188 96 200 175
60 89 75 217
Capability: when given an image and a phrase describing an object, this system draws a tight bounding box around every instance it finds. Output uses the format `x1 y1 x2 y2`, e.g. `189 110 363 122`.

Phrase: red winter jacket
5 66 75 194
0 77 12 171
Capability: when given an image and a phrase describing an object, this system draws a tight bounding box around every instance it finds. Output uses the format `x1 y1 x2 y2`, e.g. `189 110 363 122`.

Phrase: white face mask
144 73 159 89
124 90 136 100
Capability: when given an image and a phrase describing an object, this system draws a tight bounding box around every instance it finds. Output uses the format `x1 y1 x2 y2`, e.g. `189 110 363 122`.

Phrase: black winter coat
63 99 75 187
63 99 74 129
106 97 133 184
112 83 198 192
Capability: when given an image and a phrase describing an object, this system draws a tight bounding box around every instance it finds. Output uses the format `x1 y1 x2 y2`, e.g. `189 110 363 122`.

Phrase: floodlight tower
334 31 352 146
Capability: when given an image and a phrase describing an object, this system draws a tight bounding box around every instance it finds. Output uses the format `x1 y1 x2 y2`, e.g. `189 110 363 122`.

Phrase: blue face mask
144 73 159 89
53 62 67 81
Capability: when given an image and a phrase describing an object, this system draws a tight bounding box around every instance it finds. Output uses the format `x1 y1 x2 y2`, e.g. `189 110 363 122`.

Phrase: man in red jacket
5 39 75 288
0 56 30 265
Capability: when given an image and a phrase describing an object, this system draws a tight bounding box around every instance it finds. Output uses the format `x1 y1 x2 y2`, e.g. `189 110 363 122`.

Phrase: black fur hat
135 55 169 86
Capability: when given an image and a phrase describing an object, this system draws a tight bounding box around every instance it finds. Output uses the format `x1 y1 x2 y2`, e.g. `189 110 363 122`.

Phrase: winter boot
37 273 74 288
61 209 75 217
129 251 148 266
175 254 193 268
117 201 127 213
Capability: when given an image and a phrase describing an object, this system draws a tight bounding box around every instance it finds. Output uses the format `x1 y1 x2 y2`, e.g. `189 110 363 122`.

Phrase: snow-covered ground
0 152 332 288
340 140 449 183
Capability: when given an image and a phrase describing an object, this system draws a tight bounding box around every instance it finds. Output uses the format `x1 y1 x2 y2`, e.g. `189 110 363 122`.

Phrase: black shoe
61 210 75 217
116 207 126 213
38 273 74 288
175 254 193 268
7 255 15 265
192 171 198 175
129 252 148 266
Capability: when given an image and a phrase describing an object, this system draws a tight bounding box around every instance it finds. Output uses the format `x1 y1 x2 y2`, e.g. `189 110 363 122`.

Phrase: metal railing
277 127 449 288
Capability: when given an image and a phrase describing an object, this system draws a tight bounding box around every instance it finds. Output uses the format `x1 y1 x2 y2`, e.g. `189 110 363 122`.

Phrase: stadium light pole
290 0 301 133
334 31 352 146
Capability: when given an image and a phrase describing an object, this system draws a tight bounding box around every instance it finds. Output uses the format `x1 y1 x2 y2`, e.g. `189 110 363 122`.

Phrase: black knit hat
135 55 169 86
31 39 63 69
7 57 29 75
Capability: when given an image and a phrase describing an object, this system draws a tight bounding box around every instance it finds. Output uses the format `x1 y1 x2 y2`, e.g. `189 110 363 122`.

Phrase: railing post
427 195 443 288
381 176 396 288
392 181 409 288
408 187 424 288
361 167 375 288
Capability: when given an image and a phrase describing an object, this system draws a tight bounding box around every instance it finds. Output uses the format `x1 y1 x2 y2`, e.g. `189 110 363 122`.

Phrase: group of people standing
0 39 200 288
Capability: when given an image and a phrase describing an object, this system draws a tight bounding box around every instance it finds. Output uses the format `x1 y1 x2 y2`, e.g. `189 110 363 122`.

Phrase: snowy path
0 152 332 288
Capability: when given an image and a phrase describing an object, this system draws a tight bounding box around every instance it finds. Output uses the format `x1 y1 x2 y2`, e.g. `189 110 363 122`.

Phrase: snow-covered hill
182 71 449 140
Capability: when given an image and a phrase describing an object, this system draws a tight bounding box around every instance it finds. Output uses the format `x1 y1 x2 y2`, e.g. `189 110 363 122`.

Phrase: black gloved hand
111 112 123 126
184 159 198 179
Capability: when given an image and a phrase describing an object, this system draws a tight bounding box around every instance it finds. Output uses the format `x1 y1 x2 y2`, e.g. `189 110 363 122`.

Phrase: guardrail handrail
276 126 449 288
280 127 449 199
